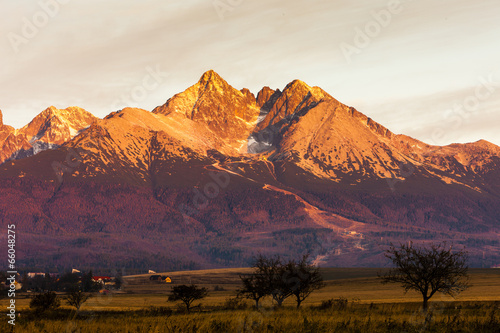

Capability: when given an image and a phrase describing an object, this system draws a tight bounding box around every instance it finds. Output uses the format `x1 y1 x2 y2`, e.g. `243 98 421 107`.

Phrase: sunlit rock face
153 70 261 154
0 106 96 164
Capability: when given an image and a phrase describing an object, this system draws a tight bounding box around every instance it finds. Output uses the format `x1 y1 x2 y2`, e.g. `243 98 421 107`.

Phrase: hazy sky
1 0 499 146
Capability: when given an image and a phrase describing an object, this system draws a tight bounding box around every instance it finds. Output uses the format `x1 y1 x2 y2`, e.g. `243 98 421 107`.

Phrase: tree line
19 270 120 293
168 243 470 313
238 254 324 308
6 242 470 315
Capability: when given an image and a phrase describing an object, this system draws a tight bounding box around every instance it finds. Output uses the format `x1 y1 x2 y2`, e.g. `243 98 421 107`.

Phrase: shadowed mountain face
0 71 499 272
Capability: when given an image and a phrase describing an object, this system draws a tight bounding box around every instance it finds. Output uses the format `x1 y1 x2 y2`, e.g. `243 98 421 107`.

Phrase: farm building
27 272 46 278
92 276 112 284
149 275 172 282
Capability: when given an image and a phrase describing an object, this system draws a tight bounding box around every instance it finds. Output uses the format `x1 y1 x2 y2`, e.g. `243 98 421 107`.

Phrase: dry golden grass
3 268 499 311
2 301 499 333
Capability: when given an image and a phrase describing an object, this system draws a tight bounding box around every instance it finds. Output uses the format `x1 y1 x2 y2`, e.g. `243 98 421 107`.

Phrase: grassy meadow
1 268 499 332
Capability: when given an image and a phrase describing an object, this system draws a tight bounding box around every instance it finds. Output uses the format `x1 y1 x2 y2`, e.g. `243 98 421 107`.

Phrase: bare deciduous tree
379 242 470 311
237 273 268 308
65 290 92 312
168 285 208 313
239 254 324 308
284 255 324 308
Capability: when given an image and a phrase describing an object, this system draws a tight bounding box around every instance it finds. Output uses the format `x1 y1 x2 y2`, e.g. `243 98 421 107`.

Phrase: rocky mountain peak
22 106 96 139
253 79 332 132
198 69 223 84
194 70 233 95
45 105 59 113
0 106 97 164
284 79 310 91
469 139 500 152
0 109 15 140
256 87 277 108
240 88 254 99
152 71 260 150
282 80 331 100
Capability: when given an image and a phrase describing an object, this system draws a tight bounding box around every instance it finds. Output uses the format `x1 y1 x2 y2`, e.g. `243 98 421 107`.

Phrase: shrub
223 297 247 310
318 297 348 310
214 285 226 291
143 306 173 317
209 319 230 332
318 299 335 310
29 292 61 313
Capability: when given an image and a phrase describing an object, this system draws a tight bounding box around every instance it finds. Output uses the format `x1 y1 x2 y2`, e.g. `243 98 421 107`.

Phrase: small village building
92 276 112 285
27 272 46 278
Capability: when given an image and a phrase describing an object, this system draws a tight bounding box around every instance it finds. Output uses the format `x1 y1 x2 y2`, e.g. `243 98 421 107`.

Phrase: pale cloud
1 0 499 145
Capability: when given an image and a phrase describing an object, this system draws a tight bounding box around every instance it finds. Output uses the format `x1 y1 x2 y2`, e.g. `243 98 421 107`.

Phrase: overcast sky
1 0 499 146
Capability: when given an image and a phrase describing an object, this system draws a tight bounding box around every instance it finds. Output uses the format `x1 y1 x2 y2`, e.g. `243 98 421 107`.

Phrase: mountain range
1 70 499 273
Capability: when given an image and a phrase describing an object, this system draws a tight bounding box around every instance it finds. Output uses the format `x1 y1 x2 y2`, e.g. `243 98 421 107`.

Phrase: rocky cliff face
0 106 96 164
255 80 332 131
0 109 29 163
153 70 261 153
248 80 333 154
20 106 96 145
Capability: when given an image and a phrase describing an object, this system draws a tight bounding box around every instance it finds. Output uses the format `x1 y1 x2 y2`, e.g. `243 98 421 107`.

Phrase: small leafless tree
284 255 325 308
168 285 208 313
65 290 92 312
237 273 268 308
379 242 470 311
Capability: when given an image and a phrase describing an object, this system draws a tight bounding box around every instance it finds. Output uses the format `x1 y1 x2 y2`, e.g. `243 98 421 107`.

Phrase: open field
4 268 500 311
114 267 500 308
1 268 500 332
